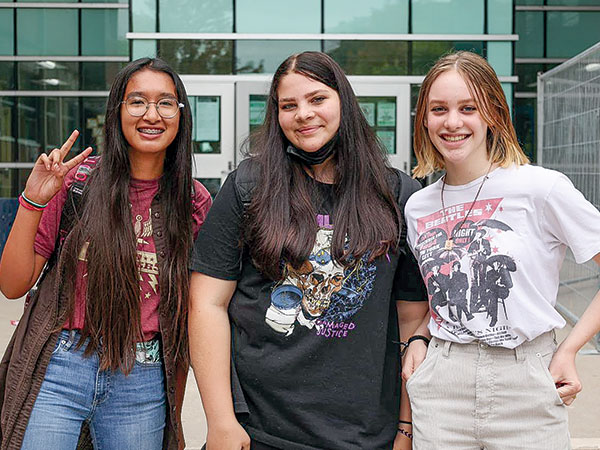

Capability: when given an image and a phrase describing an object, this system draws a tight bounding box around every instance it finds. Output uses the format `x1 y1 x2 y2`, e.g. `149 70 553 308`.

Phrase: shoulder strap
391 168 421 251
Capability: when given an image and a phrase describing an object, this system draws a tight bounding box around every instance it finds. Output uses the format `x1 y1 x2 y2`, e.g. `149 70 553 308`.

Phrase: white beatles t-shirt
405 164 600 348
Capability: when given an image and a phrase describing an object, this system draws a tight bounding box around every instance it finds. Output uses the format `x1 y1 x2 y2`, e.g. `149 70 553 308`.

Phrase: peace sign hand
24 130 93 206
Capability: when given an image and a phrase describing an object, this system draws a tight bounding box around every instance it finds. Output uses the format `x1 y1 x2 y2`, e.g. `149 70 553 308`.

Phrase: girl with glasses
0 58 212 449
403 50 600 449
189 51 428 450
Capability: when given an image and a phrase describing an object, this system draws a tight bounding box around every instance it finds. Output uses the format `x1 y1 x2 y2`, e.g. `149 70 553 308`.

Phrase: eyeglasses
121 96 184 119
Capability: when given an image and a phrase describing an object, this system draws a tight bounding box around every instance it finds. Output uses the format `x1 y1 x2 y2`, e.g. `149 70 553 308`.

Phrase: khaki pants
406 331 570 450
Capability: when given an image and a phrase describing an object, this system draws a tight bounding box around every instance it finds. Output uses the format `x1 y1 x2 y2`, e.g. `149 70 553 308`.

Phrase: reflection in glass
412 0 483 34
412 42 484 75
132 0 156 32
190 96 221 154
158 40 233 74
515 11 544 58
0 63 15 90
0 10 13 55
17 97 80 162
0 169 31 199
17 9 78 56
82 62 127 91
514 97 536 161
325 41 408 75
547 12 600 58
82 97 107 154
236 41 321 74
324 0 408 33
18 61 79 91
0 97 15 163
236 0 320 33
82 10 128 56
160 0 232 32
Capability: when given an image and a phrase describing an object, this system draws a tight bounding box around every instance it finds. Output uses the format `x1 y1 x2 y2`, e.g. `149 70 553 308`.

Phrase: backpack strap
234 158 259 208
390 168 422 252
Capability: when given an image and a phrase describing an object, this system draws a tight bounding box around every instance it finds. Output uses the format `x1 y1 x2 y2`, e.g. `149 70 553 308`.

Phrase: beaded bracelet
397 427 413 440
18 194 44 212
20 191 48 210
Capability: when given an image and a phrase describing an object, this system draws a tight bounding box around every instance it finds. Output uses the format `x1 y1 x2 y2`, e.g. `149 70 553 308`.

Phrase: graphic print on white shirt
413 197 519 346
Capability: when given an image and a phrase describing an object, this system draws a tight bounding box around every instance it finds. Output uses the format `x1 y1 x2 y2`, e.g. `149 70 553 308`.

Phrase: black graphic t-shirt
190 165 425 450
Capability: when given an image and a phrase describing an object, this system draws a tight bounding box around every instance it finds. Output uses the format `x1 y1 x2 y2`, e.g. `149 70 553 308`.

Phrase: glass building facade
0 0 599 197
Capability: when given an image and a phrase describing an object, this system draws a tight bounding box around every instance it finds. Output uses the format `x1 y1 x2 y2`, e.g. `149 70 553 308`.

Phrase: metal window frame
0 56 129 62
0 3 128 9
126 32 519 41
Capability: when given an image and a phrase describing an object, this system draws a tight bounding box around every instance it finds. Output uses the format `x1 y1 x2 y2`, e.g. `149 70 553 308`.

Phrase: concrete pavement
1 294 598 449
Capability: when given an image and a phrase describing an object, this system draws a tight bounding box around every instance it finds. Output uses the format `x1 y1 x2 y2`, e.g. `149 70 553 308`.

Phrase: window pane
82 10 128 56
158 40 233 74
515 12 543 58
82 62 127 91
514 97 536 161
17 97 80 162
412 0 484 34
486 42 512 77
0 97 15 163
17 10 78 56
488 0 512 34
547 12 600 58
412 42 484 75
190 96 221 154
515 0 543 4
159 0 232 32
0 169 30 199
133 40 157 60
236 41 321 74
515 63 559 92
236 0 320 33
324 0 408 33
325 41 408 75
357 96 396 154
547 0 600 5
18 61 79 90
0 63 15 90
82 97 107 154
0 10 13 55
132 0 156 32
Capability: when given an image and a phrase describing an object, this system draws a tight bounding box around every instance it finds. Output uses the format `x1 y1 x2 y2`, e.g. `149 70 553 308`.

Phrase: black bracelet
407 334 430 347
398 420 412 425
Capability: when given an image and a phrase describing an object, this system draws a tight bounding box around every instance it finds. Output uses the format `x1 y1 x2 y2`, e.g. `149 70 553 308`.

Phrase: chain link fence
537 41 600 353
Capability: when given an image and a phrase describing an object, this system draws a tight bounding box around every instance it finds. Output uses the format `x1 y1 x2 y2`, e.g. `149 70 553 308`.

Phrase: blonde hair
412 51 529 178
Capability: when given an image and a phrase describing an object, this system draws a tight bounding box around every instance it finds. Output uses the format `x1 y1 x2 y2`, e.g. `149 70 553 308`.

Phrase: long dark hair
245 51 401 280
60 58 193 372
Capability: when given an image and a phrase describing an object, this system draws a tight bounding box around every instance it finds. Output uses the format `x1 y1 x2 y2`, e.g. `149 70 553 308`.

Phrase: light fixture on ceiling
37 61 57 70
584 63 600 72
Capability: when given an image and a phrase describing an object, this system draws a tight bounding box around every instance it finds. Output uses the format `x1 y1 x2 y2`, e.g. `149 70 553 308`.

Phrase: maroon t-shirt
34 164 212 340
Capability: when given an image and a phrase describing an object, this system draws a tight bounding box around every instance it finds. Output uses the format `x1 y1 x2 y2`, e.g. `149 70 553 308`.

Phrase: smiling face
277 72 341 152
426 69 489 176
120 69 180 161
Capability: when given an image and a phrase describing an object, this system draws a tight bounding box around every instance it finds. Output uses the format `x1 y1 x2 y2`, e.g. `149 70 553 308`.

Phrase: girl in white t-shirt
402 51 600 449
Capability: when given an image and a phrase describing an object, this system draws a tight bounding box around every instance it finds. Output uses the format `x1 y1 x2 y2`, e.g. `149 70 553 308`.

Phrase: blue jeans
21 330 166 450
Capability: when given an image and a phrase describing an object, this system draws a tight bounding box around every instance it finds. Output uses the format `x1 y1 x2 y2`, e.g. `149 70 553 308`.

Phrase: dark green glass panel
0 63 15 90
82 97 107 154
325 41 409 75
547 12 600 58
158 40 233 74
0 10 13 55
514 97 536 162
81 10 128 56
236 41 321 74
18 61 79 90
412 42 484 75
0 97 15 163
0 168 31 199
17 9 78 56
515 11 544 58
81 62 128 90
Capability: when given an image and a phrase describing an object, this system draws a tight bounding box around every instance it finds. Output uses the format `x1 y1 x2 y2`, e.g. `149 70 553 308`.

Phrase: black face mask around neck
285 135 338 166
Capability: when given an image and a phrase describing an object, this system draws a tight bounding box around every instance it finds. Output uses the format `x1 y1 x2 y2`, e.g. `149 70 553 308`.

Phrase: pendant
444 239 454 251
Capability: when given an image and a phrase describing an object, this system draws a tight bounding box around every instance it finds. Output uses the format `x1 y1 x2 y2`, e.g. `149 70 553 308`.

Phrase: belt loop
515 343 525 362
442 339 452 357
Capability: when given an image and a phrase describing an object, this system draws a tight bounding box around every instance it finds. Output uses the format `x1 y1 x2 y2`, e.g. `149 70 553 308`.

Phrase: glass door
180 78 235 197
235 79 412 174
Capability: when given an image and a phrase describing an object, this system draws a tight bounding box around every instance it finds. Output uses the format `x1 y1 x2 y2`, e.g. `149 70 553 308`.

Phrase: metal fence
537 41 600 353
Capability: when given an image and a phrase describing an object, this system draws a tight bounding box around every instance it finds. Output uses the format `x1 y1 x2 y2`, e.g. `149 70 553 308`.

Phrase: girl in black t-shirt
189 51 429 450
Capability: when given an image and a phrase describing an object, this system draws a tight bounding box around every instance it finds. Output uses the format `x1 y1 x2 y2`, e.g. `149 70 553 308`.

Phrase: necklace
440 163 493 251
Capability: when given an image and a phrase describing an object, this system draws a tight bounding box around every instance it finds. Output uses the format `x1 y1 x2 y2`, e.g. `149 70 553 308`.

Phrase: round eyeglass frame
121 99 185 119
